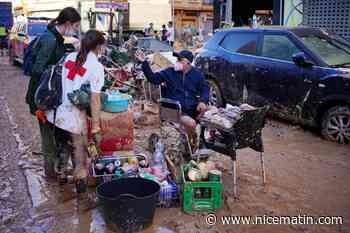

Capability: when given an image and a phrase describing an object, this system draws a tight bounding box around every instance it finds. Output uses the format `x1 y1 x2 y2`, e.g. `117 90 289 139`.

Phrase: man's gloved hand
35 110 47 123
135 49 146 63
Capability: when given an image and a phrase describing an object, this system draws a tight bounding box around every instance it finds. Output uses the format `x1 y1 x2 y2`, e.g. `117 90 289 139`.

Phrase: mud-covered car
195 27 350 144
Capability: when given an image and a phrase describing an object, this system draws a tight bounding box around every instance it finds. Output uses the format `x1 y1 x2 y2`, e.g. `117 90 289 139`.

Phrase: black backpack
34 56 66 112
23 36 40 76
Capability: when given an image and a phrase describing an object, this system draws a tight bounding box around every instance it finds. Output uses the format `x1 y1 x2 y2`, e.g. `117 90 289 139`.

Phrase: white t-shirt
46 52 105 135
167 27 175 42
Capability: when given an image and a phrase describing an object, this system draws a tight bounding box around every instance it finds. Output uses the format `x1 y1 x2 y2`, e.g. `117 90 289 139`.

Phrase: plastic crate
102 91 131 113
158 180 179 208
181 165 223 214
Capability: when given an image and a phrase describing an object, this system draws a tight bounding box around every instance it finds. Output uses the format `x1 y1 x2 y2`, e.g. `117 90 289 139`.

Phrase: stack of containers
87 90 133 155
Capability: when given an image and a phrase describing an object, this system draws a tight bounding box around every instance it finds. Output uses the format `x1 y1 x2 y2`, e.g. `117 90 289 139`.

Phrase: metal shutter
303 0 350 40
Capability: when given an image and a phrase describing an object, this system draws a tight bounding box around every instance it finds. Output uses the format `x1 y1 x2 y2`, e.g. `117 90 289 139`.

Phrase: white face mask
64 26 75 37
174 62 183 71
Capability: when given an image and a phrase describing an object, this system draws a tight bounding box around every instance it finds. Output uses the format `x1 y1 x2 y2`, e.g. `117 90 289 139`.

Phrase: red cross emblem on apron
65 60 87 81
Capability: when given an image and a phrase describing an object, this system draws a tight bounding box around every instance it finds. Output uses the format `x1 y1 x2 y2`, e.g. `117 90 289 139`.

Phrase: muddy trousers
38 121 57 177
38 121 73 177
71 134 88 179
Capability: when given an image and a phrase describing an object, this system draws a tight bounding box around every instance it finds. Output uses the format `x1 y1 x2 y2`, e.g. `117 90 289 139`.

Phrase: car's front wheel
321 106 350 144
208 79 224 107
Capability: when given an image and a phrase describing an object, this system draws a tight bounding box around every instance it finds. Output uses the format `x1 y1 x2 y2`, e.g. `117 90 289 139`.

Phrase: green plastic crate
181 165 223 213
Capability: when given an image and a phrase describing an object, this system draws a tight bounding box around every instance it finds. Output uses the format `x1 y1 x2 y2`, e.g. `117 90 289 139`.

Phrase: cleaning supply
102 90 132 113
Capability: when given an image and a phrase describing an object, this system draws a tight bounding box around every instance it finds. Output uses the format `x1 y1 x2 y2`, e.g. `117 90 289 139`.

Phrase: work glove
92 131 102 146
35 110 47 123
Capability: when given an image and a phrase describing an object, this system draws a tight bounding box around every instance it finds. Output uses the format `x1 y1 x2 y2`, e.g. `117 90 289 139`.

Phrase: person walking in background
144 22 155 37
25 7 81 179
0 23 8 56
161 24 168 42
167 21 175 47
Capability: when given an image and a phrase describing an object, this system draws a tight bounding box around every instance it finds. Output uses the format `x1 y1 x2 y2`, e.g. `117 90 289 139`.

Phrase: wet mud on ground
0 56 349 233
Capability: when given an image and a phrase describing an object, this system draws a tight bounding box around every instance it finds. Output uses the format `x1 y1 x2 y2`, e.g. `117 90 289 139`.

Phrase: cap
173 50 194 63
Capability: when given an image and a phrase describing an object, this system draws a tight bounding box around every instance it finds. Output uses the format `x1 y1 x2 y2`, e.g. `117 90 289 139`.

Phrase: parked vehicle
195 27 350 144
9 17 50 64
80 0 172 42
137 37 173 54
0 1 13 30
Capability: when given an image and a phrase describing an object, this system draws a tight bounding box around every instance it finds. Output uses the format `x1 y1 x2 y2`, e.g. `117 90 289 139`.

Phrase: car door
217 31 261 105
255 32 313 121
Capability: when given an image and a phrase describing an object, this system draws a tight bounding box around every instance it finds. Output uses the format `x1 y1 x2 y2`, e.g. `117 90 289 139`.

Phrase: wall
17 0 78 18
128 0 171 31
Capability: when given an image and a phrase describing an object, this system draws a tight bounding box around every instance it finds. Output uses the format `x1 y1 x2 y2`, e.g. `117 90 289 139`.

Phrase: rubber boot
44 157 57 179
57 148 71 185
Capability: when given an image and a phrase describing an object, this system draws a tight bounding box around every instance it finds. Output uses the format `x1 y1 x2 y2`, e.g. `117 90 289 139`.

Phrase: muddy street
0 56 349 233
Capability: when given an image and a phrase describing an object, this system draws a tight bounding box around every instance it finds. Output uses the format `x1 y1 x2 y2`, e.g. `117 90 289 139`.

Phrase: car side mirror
292 52 314 67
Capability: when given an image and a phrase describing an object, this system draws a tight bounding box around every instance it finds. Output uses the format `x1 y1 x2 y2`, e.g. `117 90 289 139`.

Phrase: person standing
25 7 81 178
167 21 175 47
46 30 105 183
161 24 168 42
144 22 155 37
0 23 8 56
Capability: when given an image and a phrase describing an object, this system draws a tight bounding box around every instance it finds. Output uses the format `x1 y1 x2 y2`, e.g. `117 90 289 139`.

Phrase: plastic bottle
252 14 258 28
154 139 165 166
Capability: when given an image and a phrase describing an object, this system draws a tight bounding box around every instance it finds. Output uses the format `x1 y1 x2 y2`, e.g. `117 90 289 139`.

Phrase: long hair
49 7 81 28
75 30 105 68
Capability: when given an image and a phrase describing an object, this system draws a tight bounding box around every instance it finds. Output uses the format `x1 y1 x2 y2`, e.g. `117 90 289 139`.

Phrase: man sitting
135 49 209 137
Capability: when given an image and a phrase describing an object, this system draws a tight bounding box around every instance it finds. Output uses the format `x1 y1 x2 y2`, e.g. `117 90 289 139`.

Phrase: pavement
0 55 349 233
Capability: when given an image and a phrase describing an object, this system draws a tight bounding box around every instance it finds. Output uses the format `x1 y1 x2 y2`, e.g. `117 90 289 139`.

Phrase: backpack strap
31 35 43 58
52 108 57 147
50 55 68 147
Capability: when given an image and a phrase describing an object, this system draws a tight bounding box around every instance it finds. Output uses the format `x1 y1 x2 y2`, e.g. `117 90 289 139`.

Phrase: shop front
213 0 281 29
174 0 214 37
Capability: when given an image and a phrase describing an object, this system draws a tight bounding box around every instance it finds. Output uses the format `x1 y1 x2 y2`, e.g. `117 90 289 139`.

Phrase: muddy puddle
17 118 350 233
17 126 181 233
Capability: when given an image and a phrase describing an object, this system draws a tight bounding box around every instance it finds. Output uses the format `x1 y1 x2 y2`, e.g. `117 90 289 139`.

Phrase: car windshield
28 23 47 36
300 34 350 67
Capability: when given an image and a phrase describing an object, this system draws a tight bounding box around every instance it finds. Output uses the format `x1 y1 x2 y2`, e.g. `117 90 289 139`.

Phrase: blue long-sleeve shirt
141 60 209 111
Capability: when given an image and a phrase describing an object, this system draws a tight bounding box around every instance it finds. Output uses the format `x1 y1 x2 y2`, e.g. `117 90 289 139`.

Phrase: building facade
174 0 214 35
214 0 350 40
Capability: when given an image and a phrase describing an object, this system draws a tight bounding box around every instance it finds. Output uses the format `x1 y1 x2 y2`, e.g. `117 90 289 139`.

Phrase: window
300 35 350 66
220 33 258 55
262 35 301 61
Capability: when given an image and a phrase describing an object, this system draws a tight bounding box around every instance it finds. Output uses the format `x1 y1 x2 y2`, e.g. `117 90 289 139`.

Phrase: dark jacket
25 25 66 115
141 60 209 111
